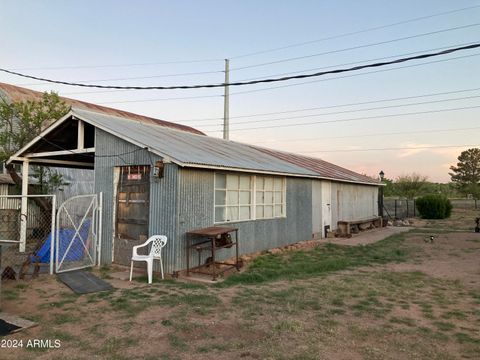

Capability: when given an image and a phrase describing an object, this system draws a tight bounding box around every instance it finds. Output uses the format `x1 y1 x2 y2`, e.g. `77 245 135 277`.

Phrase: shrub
415 194 452 219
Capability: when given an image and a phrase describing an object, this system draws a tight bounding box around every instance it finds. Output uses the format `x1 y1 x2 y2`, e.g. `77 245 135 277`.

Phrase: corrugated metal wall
312 180 378 236
94 128 179 272
330 182 379 227
94 128 378 274
53 168 95 205
311 181 322 238
177 168 313 271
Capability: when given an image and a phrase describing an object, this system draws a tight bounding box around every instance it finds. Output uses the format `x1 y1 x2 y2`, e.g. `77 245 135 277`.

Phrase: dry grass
1 210 480 359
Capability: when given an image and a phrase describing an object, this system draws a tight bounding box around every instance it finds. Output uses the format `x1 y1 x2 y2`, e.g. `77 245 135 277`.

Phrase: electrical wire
176 87 480 122
16 69 224 87
4 44 475 91
98 93 222 104
229 23 480 71
194 95 480 128
8 58 224 71
210 105 480 132
296 144 480 154
233 42 476 82
230 53 480 97
258 126 480 144
230 5 480 59
60 42 475 98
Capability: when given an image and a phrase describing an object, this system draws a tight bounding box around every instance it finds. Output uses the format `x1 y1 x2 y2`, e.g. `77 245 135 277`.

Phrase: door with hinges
114 165 150 266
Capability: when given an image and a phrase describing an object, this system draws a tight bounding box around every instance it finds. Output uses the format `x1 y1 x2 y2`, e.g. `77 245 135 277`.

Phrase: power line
297 144 480 154
61 43 473 98
229 23 480 71
8 58 224 71
83 52 480 105
230 5 480 59
230 53 480 97
3 5 477 74
259 126 480 143
213 105 480 132
234 42 475 82
16 69 224 87
98 93 222 104
2 44 477 90
177 87 480 123
191 95 480 128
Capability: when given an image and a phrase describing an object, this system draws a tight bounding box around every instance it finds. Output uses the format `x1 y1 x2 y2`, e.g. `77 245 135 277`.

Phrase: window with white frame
215 173 286 223
215 173 253 222
256 176 285 219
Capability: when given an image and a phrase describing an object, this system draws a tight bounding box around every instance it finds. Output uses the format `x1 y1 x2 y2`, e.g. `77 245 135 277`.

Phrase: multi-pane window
215 173 286 223
256 176 285 219
215 173 252 222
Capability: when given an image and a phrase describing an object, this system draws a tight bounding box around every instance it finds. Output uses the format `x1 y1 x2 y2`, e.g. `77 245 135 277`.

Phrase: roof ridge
250 144 379 185
0 82 205 135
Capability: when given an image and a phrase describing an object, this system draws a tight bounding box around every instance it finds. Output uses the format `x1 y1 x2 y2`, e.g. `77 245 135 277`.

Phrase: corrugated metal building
5 83 380 274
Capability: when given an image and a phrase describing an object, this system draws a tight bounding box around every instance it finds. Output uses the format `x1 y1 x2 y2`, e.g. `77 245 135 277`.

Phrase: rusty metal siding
177 169 312 270
94 128 180 270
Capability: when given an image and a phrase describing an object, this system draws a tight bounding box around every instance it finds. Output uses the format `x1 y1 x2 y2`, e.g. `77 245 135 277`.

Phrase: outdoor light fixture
378 170 385 219
153 161 164 178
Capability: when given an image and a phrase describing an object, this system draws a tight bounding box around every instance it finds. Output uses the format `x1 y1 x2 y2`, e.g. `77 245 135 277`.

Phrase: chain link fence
0 195 55 274
384 198 478 219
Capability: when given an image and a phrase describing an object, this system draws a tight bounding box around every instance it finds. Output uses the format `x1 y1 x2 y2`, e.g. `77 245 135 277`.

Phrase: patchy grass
219 233 409 286
2 223 480 360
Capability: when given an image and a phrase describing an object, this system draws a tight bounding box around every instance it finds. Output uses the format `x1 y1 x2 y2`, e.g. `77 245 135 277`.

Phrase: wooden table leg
235 229 240 270
211 236 216 281
186 235 190 277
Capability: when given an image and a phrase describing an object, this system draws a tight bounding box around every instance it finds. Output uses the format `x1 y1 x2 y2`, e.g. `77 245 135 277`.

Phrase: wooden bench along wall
337 217 382 237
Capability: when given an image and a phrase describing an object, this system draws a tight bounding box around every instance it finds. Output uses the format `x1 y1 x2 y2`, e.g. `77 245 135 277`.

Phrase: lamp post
379 170 385 219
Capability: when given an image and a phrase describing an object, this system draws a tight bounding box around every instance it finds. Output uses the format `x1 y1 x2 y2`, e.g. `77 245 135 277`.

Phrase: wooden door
114 165 150 265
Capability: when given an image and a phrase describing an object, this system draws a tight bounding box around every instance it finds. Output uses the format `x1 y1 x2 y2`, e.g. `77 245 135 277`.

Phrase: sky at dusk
1 0 479 182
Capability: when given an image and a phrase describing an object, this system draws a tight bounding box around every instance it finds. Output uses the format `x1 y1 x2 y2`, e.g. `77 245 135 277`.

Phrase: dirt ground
1 208 479 360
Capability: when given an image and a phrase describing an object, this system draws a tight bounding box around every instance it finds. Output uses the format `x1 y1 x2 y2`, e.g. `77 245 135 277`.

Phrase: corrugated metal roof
72 108 379 185
253 147 379 185
0 82 204 135
0 173 39 185
72 108 317 177
0 174 15 185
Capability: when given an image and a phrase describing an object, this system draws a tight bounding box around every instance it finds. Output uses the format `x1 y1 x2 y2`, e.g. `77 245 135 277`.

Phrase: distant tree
0 91 69 165
449 148 480 198
395 173 428 199
32 166 70 194
381 177 396 197
0 92 70 207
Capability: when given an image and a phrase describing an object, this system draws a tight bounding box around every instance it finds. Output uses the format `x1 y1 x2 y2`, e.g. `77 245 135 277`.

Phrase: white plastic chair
129 235 167 284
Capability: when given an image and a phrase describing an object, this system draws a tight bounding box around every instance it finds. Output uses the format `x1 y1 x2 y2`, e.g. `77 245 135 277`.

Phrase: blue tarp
32 220 92 263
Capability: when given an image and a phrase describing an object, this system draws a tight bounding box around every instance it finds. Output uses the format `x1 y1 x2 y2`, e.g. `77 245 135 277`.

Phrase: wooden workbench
186 226 239 281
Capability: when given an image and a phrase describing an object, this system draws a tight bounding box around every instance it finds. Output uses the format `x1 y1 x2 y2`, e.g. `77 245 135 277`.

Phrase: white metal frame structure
55 193 102 273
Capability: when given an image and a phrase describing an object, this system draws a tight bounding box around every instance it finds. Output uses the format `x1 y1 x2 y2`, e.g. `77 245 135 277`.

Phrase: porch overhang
7 112 95 169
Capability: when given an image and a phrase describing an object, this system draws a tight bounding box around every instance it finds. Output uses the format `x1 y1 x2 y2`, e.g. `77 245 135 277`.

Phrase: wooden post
19 159 29 252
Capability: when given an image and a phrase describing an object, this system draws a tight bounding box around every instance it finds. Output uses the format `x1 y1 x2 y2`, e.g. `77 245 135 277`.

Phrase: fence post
50 195 56 275
413 199 416 217
406 200 409 218
394 200 397 219
475 199 477 209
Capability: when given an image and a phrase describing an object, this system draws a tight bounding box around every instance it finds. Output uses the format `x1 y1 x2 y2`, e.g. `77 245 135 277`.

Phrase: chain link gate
56 194 101 273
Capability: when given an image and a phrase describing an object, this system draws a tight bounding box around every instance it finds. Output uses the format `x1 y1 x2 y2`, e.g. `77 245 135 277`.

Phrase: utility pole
223 58 230 140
